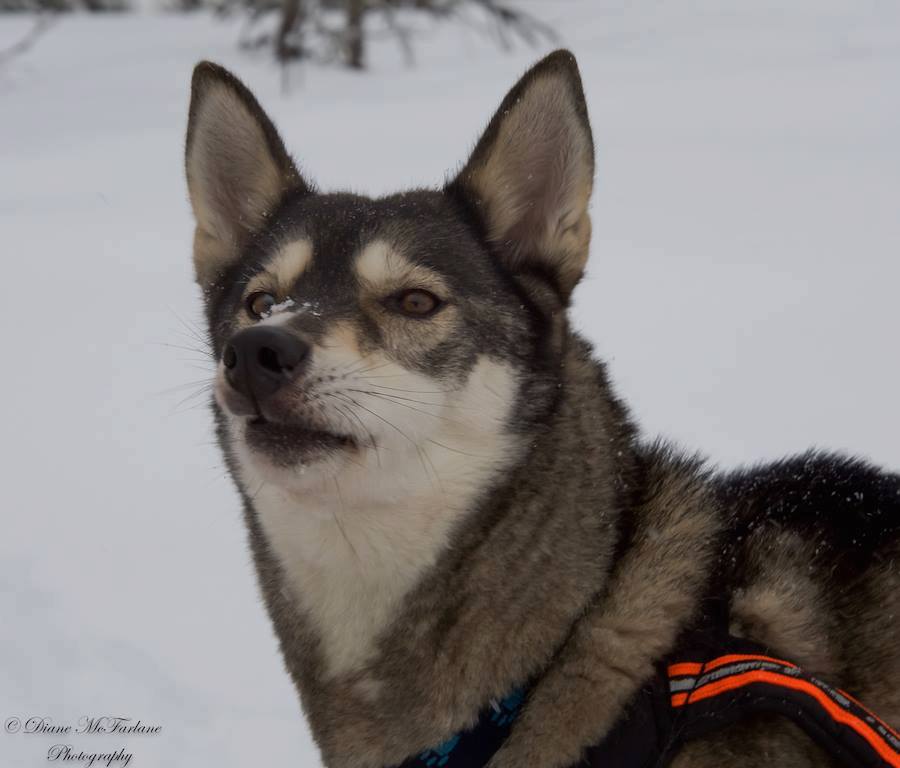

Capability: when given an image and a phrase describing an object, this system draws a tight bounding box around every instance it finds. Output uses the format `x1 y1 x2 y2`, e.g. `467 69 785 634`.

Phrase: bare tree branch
0 14 56 67
276 0 305 61
381 1 415 67
231 0 556 71
345 0 364 68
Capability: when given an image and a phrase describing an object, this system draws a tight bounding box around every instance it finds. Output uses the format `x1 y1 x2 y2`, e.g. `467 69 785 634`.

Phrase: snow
264 297 297 317
1 3 898 766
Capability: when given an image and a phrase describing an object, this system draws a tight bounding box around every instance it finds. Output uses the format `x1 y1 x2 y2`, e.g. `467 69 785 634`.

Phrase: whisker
152 341 215 359
427 438 491 459
331 392 438 491
418 442 444 494
321 393 382 465
334 352 377 378
153 378 216 397
332 391 418 448
320 402 367 469
351 372 420 380
347 390 466 424
169 386 214 410
348 389 448 408
182 362 217 373
361 383 452 396
170 309 213 350
343 360 395 378
331 476 361 563
249 481 267 503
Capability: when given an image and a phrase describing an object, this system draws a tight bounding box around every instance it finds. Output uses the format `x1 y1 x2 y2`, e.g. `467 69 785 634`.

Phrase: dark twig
230 0 555 71
0 14 56 67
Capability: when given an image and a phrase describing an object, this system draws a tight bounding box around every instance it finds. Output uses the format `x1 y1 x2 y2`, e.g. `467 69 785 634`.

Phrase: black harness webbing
397 636 900 768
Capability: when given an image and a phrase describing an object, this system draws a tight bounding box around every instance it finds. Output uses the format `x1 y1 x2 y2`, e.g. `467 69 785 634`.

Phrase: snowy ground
2 3 899 766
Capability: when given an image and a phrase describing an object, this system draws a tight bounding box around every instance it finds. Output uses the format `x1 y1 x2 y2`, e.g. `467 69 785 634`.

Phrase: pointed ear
185 62 308 286
447 50 594 302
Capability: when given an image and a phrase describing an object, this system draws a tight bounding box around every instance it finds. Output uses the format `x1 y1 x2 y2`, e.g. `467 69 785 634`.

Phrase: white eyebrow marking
249 239 313 294
354 240 409 285
354 240 450 299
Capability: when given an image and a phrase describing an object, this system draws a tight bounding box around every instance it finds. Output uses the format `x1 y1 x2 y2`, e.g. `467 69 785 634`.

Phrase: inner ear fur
447 50 595 302
185 62 308 287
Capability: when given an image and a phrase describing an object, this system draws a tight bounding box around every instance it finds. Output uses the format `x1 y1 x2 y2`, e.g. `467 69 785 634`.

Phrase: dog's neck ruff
395 635 900 768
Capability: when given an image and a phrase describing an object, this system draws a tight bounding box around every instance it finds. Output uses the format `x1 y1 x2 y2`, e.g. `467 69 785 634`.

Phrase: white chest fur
251 479 464 677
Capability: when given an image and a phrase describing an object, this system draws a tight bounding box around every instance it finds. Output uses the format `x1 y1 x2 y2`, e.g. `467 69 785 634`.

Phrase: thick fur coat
183 51 900 768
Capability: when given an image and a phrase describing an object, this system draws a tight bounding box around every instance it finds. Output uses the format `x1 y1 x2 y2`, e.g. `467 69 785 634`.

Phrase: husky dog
183 51 900 768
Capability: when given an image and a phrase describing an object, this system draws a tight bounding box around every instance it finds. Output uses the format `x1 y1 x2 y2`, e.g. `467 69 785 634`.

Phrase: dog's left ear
185 62 309 287
447 50 594 302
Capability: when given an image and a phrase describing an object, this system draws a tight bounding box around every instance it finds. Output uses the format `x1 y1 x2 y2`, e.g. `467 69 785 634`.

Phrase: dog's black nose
223 326 310 400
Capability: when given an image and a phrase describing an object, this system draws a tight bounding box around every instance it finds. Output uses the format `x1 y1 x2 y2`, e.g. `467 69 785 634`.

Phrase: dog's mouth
243 415 357 462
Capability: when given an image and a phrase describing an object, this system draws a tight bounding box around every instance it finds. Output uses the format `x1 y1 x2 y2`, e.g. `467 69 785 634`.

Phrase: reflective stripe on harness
666 652 900 768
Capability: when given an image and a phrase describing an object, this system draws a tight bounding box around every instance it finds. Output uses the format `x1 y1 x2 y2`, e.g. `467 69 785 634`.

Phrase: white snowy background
2 2 899 766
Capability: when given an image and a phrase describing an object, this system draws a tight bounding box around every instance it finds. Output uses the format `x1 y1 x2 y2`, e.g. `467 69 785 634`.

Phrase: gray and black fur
183 51 900 768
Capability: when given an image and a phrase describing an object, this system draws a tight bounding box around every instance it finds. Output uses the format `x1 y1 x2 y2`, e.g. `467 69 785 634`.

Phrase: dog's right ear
185 62 308 287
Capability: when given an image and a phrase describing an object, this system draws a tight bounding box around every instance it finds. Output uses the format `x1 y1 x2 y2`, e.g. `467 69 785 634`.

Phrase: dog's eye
247 291 277 319
385 289 441 318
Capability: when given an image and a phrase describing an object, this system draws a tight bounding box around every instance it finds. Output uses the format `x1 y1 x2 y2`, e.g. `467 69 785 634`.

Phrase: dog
183 50 900 768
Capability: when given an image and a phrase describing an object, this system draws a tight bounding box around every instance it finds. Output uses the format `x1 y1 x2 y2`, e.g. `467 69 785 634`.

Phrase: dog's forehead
252 191 496 291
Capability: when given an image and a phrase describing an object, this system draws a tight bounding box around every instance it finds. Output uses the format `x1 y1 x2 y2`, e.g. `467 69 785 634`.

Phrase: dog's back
721 453 900 699
671 456 900 767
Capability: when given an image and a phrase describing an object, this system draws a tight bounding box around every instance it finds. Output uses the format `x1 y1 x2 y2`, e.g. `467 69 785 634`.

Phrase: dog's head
185 51 594 495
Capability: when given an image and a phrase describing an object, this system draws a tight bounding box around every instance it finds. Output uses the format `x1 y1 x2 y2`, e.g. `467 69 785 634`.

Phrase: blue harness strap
400 690 525 768
395 636 900 768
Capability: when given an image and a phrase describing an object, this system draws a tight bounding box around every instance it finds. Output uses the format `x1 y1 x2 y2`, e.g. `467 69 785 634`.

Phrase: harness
397 635 900 768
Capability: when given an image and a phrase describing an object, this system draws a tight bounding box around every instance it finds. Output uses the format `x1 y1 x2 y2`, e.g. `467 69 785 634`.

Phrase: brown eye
247 291 276 319
388 289 441 318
